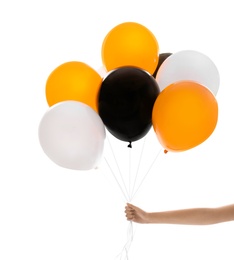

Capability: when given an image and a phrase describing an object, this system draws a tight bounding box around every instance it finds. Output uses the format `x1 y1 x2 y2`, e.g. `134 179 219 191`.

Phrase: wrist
145 212 154 224
147 212 160 224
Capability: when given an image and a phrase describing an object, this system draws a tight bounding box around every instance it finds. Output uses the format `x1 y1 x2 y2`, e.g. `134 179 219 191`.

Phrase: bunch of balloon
38 61 106 170
36 21 220 260
152 50 219 153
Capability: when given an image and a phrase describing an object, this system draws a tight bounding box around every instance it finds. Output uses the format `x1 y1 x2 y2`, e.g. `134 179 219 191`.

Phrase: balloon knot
128 142 132 148
164 149 168 154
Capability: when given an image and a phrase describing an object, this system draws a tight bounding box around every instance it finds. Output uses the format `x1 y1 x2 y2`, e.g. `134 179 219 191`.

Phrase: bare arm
125 203 234 225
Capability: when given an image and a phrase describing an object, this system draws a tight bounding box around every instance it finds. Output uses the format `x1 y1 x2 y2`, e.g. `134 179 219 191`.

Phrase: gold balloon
46 61 102 112
101 22 159 74
152 81 218 152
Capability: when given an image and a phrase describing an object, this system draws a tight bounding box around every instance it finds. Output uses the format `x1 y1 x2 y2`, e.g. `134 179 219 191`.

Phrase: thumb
127 203 141 211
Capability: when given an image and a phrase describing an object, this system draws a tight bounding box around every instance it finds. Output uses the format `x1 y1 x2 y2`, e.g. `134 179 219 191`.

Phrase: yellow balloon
152 81 218 152
46 61 102 112
101 22 159 74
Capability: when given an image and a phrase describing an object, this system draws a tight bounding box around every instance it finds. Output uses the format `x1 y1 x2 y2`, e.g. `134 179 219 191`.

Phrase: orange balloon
152 81 218 152
101 22 159 75
46 61 102 112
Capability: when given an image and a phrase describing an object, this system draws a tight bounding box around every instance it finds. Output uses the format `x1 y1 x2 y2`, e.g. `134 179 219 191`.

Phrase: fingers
125 208 135 214
125 203 134 211
125 203 143 222
126 203 140 211
125 207 135 220
126 213 135 221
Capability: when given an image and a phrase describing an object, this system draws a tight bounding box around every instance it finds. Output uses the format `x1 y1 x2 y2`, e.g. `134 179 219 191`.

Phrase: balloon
152 52 172 78
97 65 108 78
38 101 106 170
152 81 218 152
101 22 159 75
156 50 220 95
98 67 160 143
46 61 102 112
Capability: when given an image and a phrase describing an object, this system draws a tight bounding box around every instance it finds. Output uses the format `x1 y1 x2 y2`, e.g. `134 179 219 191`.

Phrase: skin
125 203 234 225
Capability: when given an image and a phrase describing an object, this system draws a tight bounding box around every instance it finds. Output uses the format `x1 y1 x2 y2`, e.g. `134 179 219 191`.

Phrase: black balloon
152 52 172 78
98 67 160 143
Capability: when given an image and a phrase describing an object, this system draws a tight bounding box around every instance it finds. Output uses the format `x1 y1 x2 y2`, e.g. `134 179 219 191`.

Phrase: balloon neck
128 142 132 148
164 149 168 154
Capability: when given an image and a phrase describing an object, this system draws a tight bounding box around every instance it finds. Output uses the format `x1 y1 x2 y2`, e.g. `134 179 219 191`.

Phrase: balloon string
106 135 130 200
128 147 132 200
130 135 147 200
131 147 163 201
104 157 129 202
116 221 134 260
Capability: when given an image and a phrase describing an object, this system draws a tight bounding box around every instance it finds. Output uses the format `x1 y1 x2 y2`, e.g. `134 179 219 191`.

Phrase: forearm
147 204 234 225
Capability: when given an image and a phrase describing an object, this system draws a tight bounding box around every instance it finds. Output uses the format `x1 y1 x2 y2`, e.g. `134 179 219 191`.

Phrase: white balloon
156 50 220 95
38 101 106 170
97 65 108 78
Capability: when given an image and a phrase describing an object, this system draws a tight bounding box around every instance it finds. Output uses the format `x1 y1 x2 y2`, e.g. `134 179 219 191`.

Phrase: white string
130 136 147 200
131 147 163 201
128 147 132 201
104 135 135 259
106 135 130 200
103 132 164 260
115 221 134 260
104 157 129 202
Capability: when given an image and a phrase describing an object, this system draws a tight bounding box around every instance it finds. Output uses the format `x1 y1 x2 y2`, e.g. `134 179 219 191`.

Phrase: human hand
125 203 149 224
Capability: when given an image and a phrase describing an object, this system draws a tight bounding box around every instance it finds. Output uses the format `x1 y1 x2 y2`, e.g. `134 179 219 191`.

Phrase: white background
1 0 234 259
